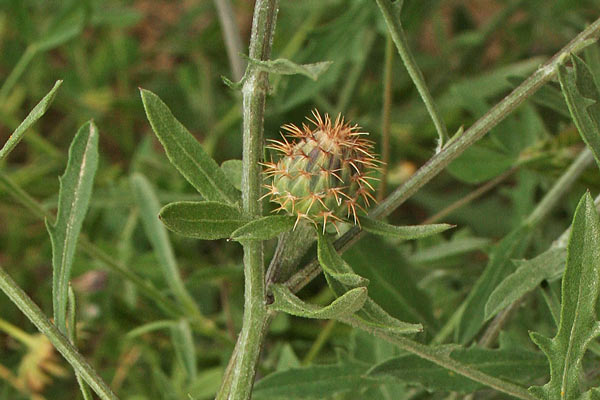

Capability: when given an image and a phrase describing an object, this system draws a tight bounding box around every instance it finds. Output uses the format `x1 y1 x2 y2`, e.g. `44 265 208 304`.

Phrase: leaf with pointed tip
47 121 99 333
360 216 454 240
484 247 566 320
558 55 600 169
140 89 240 204
230 216 296 241
269 284 367 319
368 345 546 393
0 80 62 162
245 56 333 81
529 192 600 400
317 231 422 335
456 225 532 344
159 201 249 240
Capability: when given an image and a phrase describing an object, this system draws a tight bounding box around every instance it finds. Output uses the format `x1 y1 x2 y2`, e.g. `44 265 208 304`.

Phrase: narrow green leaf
159 201 248 240
409 236 490 264
35 7 85 52
170 319 197 381
269 284 367 319
230 215 296 241
360 216 454 239
221 159 242 191
368 346 547 393
558 55 600 169
253 362 374 399
131 173 198 314
245 56 333 81
317 231 422 335
529 192 600 400
67 286 94 400
456 225 532 343
0 80 62 162
484 247 566 320
140 89 240 204
47 121 99 334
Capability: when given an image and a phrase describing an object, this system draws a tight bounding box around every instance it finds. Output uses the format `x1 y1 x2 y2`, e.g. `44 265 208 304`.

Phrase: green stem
0 318 36 347
374 0 449 151
377 33 394 201
284 16 600 295
213 0 246 81
0 265 119 400
225 1 280 399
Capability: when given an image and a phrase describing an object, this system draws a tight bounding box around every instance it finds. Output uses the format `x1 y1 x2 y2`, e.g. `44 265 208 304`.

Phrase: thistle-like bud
262 110 380 232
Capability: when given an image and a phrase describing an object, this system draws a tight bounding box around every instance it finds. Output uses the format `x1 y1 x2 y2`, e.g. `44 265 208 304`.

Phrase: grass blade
47 121 99 334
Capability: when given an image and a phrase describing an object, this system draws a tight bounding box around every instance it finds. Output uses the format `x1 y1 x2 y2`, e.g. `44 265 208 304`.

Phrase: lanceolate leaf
0 80 62 162
558 55 600 169
230 215 296 241
47 121 99 333
368 346 547 393
159 201 249 240
140 89 240 205
529 192 600 400
317 231 422 335
456 225 532 344
360 216 454 239
269 284 367 319
484 247 566 320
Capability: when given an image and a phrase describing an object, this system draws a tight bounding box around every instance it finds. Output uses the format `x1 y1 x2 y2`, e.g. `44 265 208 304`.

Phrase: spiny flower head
262 110 380 232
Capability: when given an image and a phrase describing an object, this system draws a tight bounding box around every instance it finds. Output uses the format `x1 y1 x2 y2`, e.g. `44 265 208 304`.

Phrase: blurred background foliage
1 0 600 398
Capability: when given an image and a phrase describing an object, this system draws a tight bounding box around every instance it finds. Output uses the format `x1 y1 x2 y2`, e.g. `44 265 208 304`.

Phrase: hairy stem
224 1 280 399
284 16 600 295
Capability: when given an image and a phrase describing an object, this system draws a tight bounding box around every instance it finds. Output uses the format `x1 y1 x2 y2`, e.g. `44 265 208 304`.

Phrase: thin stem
378 34 394 202
0 317 36 347
213 0 246 81
0 44 38 106
225 1 280 399
302 320 337 365
0 265 119 400
375 0 449 151
284 16 600 295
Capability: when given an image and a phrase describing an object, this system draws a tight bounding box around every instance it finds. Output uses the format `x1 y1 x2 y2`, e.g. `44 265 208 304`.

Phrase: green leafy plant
2 2 600 400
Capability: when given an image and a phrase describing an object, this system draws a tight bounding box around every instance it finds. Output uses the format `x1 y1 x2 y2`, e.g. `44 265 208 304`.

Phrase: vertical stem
378 34 394 201
374 0 449 151
225 1 280 399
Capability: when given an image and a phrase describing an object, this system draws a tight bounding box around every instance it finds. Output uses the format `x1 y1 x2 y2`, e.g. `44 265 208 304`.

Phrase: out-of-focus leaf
47 121 98 333
140 89 240 205
447 144 515 184
170 319 196 382
529 192 600 400
360 216 453 239
558 55 600 169
269 284 367 319
230 216 296 241
317 231 422 335
368 346 547 393
485 247 566 320
159 201 248 240
253 362 374 399
0 80 62 162
456 225 532 344
36 7 85 52
409 236 490 264
245 56 333 81
345 236 437 331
